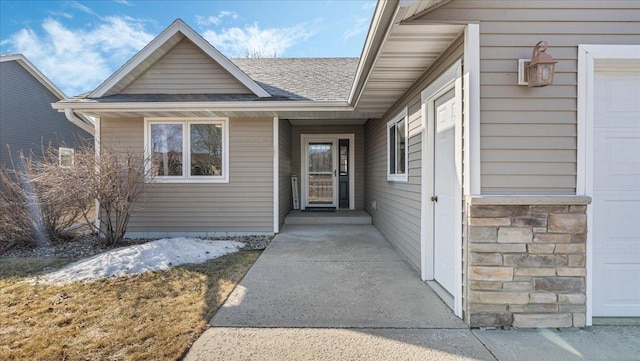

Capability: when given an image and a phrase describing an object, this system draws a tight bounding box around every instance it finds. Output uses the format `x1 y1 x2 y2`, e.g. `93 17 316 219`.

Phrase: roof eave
52 100 353 113
347 0 400 106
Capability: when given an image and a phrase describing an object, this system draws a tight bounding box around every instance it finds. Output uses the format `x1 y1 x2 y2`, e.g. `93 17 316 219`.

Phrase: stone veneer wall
464 196 592 328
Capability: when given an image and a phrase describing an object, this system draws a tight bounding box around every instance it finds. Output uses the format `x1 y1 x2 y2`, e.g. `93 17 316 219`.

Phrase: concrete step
285 210 372 225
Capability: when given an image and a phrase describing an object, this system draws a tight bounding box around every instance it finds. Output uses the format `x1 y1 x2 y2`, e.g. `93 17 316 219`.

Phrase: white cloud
343 1 376 41
196 10 239 26
114 0 132 5
47 11 74 20
69 1 96 16
202 22 319 58
362 1 376 10
2 17 154 96
343 16 369 40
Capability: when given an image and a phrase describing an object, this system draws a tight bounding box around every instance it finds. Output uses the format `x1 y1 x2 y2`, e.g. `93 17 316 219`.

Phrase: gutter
53 100 354 113
65 108 95 135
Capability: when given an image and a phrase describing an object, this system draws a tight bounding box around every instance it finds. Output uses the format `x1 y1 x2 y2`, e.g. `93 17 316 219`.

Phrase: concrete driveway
184 224 640 360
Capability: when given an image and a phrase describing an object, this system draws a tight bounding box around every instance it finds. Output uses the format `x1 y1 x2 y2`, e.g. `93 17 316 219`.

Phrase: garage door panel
594 73 640 128
593 132 640 191
593 261 640 316
593 198 640 249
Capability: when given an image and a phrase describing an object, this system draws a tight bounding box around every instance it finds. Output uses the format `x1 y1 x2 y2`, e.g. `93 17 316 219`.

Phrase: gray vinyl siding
0 60 92 167
121 38 253 95
416 0 640 194
291 124 365 209
365 36 464 273
100 116 274 233
279 119 292 227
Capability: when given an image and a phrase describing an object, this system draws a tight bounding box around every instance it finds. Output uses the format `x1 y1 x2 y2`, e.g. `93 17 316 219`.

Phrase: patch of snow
36 238 245 285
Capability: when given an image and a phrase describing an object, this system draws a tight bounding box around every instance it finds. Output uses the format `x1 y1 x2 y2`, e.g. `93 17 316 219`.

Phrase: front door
433 88 457 296
306 140 337 208
592 66 640 317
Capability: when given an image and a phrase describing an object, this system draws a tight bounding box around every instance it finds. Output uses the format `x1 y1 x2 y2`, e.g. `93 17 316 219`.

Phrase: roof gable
90 19 270 98
121 38 253 95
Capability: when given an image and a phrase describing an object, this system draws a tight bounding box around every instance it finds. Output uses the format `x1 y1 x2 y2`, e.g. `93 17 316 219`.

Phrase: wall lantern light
518 41 557 87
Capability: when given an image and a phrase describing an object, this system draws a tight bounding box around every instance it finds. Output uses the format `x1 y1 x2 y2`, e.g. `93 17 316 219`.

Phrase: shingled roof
231 58 359 101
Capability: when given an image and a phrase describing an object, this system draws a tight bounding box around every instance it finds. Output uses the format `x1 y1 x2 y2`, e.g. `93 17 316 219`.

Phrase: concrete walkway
212 224 463 328
185 224 640 361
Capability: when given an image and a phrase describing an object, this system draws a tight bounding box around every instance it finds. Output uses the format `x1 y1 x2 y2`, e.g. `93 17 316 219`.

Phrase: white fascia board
1 54 67 100
89 19 270 98
52 101 353 113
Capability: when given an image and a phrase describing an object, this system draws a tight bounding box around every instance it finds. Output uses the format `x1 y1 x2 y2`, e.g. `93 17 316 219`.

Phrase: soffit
354 22 465 117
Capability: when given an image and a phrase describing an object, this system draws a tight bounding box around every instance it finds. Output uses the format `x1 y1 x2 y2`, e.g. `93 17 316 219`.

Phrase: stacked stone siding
465 196 591 328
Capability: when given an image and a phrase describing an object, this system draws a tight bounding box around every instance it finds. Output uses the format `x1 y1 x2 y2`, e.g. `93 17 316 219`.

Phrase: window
58 147 74 167
145 118 228 183
387 108 408 182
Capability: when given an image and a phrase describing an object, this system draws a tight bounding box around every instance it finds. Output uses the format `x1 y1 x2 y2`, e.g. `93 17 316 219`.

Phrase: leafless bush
23 146 91 242
67 145 152 246
1 143 151 249
0 164 36 249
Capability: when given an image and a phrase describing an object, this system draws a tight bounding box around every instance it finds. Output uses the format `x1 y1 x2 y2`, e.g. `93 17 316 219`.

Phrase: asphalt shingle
231 58 359 101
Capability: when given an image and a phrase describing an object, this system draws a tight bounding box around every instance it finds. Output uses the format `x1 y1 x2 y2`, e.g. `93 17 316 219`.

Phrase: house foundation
464 196 591 328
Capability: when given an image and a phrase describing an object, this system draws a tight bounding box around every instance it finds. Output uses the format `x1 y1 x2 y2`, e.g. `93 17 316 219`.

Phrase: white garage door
592 64 640 317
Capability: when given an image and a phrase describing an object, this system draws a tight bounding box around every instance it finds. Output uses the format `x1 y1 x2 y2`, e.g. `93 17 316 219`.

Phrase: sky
0 0 376 96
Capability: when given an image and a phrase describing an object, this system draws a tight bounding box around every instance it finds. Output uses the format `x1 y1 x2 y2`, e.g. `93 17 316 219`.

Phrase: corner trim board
273 116 279 233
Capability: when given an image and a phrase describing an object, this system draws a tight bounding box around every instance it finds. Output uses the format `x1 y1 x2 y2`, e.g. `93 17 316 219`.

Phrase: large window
145 118 228 183
387 108 408 182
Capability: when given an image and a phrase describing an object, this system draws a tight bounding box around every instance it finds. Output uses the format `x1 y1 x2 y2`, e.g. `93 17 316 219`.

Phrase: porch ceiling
354 22 465 118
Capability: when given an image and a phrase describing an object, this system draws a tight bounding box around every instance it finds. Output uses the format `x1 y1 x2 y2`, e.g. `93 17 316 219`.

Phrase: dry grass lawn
0 250 261 360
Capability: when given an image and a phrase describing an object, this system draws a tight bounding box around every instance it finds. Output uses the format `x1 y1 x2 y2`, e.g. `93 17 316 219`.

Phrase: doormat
302 208 336 213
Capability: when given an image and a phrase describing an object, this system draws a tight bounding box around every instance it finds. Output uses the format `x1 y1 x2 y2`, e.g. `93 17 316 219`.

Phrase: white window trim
387 107 409 182
144 117 229 183
58 147 75 167
577 44 640 326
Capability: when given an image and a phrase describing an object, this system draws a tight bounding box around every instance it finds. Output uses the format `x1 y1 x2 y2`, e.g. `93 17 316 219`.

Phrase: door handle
334 169 337 177
431 196 438 202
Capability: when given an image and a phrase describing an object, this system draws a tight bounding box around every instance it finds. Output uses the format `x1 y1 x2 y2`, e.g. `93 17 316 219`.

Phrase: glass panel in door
307 142 335 205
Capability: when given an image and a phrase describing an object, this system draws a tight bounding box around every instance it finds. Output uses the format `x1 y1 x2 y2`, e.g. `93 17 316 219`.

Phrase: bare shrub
0 165 35 250
22 146 91 242
68 145 152 246
1 143 150 249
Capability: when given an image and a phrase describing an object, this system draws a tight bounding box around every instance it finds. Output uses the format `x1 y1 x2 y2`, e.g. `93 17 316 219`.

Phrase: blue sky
0 0 375 96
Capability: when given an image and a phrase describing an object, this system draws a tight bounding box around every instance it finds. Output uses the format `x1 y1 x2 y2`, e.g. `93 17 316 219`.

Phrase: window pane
190 123 223 176
389 125 396 174
151 124 183 176
396 118 406 174
308 143 332 173
59 147 74 167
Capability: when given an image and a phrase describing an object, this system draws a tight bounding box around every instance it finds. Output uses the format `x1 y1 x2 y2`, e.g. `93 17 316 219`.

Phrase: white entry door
305 140 337 208
433 88 457 295
592 67 640 317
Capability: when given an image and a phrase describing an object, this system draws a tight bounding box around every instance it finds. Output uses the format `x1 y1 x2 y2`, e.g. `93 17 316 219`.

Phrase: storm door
305 140 337 207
